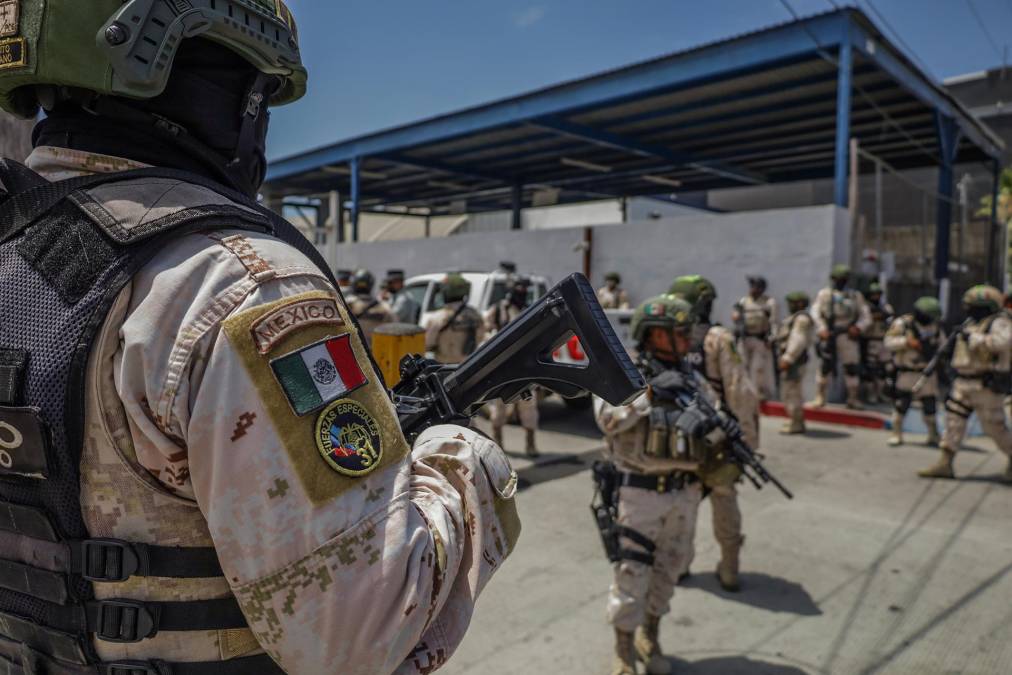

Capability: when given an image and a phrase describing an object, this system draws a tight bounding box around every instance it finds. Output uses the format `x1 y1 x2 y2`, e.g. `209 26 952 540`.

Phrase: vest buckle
80 539 141 582
103 661 163 675
94 599 158 643
656 475 666 493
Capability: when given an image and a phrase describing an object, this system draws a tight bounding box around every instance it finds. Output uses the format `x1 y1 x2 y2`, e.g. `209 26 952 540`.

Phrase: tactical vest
776 312 810 366
741 298 771 336
824 289 859 328
0 161 363 675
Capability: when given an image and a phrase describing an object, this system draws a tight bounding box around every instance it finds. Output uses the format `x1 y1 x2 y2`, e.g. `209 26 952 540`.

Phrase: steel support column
350 156 361 242
934 114 960 284
987 159 1002 284
511 183 523 230
833 35 852 208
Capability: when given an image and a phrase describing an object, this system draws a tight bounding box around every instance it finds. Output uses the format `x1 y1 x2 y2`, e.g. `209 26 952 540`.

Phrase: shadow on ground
802 428 852 440
665 655 819 674
681 572 822 616
516 448 599 491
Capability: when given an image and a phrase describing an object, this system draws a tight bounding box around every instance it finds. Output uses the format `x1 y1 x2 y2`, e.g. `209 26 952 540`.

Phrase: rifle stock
394 273 646 440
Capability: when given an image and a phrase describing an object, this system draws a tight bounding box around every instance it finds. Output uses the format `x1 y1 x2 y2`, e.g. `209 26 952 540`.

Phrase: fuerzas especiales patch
221 290 410 503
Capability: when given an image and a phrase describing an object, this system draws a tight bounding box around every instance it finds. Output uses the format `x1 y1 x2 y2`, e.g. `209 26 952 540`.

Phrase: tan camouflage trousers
816 334 861 399
608 483 702 632
489 396 539 431
742 336 775 400
942 379 1012 457
782 365 806 430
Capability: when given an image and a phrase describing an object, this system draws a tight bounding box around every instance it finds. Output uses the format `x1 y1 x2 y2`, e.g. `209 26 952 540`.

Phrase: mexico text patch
0 36 25 69
271 335 367 416
252 296 344 354
314 399 383 476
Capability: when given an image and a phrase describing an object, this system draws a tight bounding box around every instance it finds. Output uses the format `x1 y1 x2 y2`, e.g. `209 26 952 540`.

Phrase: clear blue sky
269 0 1012 160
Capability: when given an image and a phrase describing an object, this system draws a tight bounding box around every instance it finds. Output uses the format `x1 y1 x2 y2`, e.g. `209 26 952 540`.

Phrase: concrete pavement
444 402 1012 675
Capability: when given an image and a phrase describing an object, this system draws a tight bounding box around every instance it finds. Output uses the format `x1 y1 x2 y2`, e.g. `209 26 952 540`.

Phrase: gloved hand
673 402 715 439
648 370 688 403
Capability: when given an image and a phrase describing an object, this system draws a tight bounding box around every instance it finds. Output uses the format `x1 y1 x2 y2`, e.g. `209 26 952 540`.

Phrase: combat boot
887 412 903 447
716 537 742 592
779 420 804 435
492 426 503 449
918 449 955 479
634 614 671 675
525 429 539 458
925 415 939 447
845 389 864 411
612 628 638 675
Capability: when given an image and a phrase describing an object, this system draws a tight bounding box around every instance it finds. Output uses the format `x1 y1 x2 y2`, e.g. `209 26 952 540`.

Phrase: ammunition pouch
984 371 1012 395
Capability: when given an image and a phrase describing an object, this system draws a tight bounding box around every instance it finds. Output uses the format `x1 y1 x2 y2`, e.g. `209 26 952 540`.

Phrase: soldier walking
883 297 943 447
669 275 759 592
347 269 398 345
776 292 815 435
422 274 485 364
486 276 540 457
732 276 778 401
599 271 632 309
862 282 895 404
919 286 1012 482
811 264 872 409
594 296 703 675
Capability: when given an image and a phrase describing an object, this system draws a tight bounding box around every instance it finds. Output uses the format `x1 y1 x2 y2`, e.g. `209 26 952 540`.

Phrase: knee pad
820 360 834 377
844 363 861 377
921 397 937 416
894 395 912 415
944 397 973 419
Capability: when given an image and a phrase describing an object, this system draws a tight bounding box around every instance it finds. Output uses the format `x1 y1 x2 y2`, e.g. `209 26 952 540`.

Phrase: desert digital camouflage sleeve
706 327 760 449
115 231 520 675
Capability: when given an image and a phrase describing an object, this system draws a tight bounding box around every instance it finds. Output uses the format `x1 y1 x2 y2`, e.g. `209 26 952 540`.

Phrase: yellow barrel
372 323 426 387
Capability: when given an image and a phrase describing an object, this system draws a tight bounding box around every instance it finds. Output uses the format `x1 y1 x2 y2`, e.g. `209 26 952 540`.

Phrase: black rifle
656 366 794 499
732 302 746 341
394 273 646 441
912 318 971 394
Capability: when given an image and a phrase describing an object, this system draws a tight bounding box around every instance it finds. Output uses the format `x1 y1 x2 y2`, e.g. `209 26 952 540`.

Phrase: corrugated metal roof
265 8 1003 218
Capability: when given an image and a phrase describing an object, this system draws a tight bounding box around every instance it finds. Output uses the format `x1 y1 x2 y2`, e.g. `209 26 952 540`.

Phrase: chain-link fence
849 143 998 319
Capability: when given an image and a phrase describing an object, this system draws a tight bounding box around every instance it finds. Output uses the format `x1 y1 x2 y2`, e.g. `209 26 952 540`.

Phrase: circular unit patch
314 399 383 476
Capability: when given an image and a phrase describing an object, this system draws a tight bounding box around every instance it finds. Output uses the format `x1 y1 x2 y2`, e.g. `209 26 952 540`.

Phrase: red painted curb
760 400 887 430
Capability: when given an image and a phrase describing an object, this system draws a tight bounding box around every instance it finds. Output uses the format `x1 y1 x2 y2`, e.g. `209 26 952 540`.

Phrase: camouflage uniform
598 286 632 310
349 293 398 346
485 301 539 444
684 322 759 588
776 303 815 434
422 302 486 365
863 295 895 403
33 148 521 674
921 299 1012 480
883 308 943 447
733 294 778 400
811 286 872 408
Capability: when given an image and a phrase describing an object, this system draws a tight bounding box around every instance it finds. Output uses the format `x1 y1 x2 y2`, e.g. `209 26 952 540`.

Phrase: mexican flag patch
271 335 368 416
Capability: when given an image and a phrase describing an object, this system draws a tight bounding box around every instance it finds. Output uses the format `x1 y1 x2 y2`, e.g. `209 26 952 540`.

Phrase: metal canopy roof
264 8 1004 218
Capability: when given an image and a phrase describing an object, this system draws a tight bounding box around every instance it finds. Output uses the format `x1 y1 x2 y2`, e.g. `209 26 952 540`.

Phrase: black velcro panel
0 351 26 406
0 407 51 480
0 560 68 604
16 202 121 305
0 610 87 665
0 502 59 542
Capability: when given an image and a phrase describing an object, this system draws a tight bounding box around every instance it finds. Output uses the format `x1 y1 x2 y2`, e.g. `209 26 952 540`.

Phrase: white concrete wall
331 203 847 322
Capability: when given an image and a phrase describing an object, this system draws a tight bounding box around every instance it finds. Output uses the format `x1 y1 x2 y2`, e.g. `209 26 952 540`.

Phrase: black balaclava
34 38 278 197
833 276 848 291
697 299 713 325
914 311 934 326
966 305 993 321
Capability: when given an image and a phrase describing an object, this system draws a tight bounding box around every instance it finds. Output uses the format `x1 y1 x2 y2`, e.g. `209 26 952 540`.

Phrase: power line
777 0 940 164
858 0 936 80
966 0 1004 62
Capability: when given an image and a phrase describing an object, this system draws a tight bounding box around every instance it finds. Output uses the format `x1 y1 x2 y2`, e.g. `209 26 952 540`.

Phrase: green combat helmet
962 284 1002 314
442 273 470 303
913 296 942 322
0 0 307 118
668 274 717 315
605 271 622 284
785 291 810 312
631 295 695 345
830 264 851 280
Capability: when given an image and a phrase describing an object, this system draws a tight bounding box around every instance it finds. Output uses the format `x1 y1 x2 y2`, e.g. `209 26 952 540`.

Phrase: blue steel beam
833 34 852 208
350 156 361 242
266 11 852 182
848 19 1003 161
934 114 961 283
531 116 767 185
